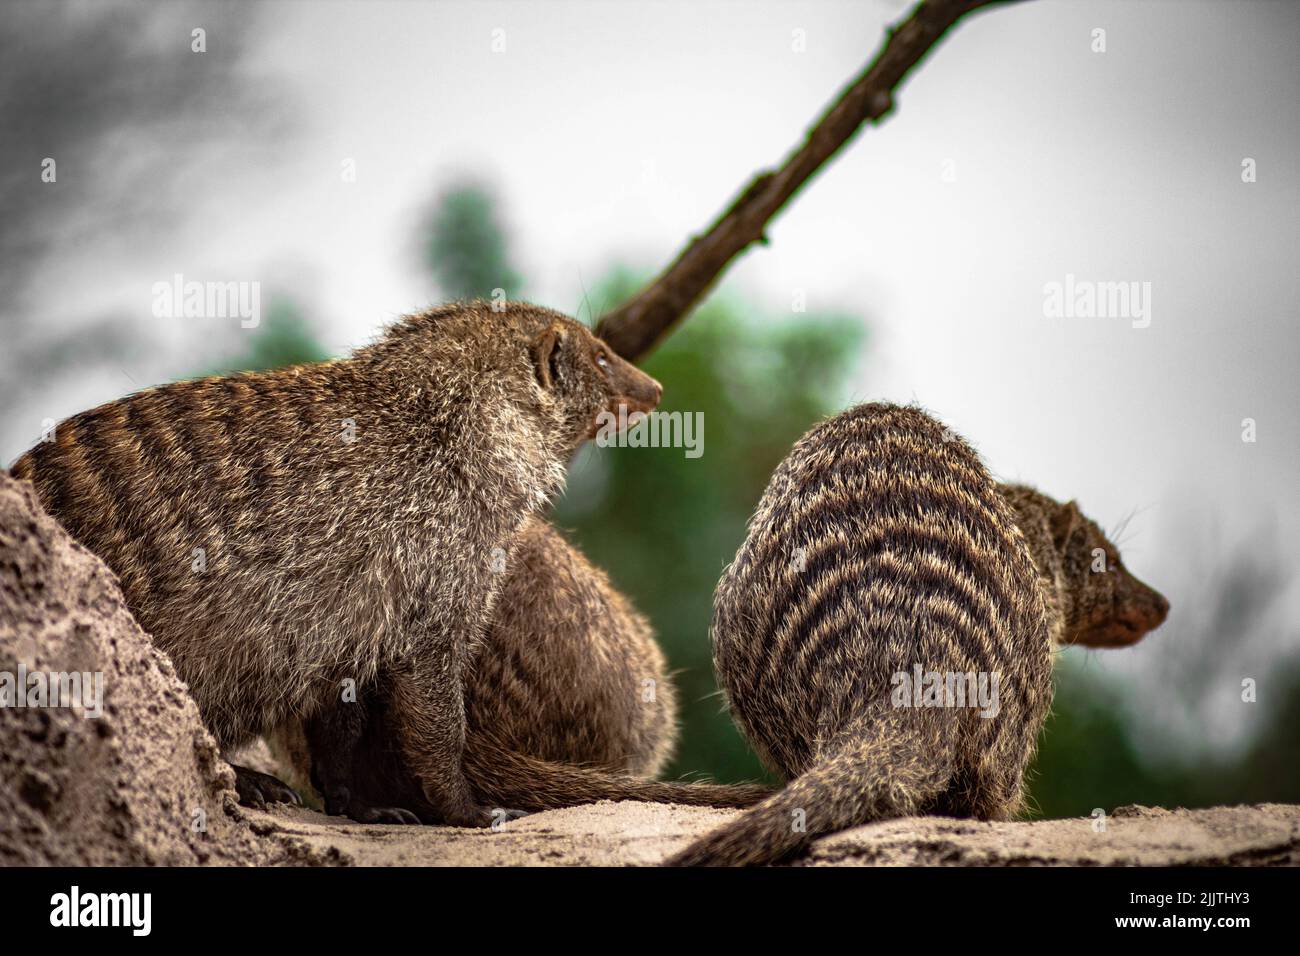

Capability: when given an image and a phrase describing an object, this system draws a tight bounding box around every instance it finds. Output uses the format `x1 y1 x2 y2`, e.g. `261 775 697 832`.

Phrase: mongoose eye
595 352 610 372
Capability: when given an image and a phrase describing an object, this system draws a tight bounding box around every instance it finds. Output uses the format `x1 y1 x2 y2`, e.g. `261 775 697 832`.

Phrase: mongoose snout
598 347 662 416
1078 570 1168 647
1073 557 1168 647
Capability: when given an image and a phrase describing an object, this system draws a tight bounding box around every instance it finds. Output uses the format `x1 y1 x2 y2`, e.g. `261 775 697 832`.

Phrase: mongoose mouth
614 391 660 417
1075 621 1147 648
586 400 656 439
1075 596 1169 648
609 381 662 418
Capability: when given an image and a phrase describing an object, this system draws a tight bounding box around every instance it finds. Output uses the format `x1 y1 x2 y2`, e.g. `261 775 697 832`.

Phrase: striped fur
268 517 770 816
11 300 661 827
667 403 1167 866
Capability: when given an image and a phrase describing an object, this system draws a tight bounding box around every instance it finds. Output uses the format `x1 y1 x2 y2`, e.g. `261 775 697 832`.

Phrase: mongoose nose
650 377 663 405
1153 592 1170 623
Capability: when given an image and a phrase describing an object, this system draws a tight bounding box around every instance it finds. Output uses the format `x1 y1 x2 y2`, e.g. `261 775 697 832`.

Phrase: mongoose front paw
232 765 303 809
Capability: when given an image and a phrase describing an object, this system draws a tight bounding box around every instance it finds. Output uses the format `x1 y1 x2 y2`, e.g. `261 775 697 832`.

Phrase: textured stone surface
238 800 1300 867
0 473 299 865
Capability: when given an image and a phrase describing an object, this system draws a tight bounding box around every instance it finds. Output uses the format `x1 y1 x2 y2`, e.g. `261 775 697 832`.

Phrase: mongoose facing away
276 516 771 822
667 402 1168 866
11 300 661 826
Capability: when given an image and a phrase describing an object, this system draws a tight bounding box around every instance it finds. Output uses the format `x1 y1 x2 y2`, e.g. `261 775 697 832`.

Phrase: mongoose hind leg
231 765 302 809
942 745 1035 821
305 694 421 825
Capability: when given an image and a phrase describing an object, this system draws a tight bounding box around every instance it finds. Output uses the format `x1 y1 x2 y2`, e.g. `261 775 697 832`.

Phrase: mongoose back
272 516 770 821
667 403 1168 866
11 300 661 826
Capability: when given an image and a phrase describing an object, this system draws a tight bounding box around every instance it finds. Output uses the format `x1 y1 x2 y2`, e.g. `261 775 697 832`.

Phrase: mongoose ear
530 324 564 390
1049 500 1083 550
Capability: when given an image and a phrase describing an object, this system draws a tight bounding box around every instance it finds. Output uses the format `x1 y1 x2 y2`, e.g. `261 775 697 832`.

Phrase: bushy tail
464 732 772 811
664 727 951 867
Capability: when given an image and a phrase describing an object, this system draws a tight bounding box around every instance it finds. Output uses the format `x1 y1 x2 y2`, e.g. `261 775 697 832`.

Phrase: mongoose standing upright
667 403 1168 865
11 301 660 826
277 516 771 822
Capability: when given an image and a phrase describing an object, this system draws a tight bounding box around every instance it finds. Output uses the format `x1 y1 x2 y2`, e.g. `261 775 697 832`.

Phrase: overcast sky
4 0 1297 758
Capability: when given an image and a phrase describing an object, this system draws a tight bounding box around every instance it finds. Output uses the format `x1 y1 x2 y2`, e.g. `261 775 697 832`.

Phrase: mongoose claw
437 803 499 828
319 784 353 818
485 807 530 828
232 765 303 809
317 781 421 824
348 802 422 826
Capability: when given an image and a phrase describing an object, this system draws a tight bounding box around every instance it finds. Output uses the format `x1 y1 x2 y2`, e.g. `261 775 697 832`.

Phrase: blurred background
2 0 1296 815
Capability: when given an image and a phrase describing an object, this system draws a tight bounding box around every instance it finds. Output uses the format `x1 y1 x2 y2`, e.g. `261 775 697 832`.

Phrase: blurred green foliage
1028 654 1300 818
209 297 330 376
422 182 522 301
1026 655 1196 817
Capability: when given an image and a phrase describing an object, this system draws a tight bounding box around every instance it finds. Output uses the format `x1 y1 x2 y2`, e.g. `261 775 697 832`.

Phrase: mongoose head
370 301 661 457
525 307 663 449
1002 485 1169 648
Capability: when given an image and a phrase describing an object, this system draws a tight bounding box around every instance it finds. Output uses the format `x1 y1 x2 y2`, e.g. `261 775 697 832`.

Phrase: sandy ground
237 800 1300 866
3 469 1297 867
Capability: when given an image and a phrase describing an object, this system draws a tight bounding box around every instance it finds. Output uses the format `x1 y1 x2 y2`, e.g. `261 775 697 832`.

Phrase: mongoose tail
665 714 951 867
464 732 772 811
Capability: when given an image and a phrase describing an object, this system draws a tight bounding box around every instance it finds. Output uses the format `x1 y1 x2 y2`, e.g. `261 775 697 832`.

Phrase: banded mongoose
667 402 1169 866
271 516 771 822
10 300 661 826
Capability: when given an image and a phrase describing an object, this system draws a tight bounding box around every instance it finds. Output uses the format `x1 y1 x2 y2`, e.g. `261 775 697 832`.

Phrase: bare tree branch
596 0 1025 360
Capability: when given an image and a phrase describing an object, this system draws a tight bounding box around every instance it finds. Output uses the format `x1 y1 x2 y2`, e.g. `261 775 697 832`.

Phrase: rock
238 800 1300 867
0 472 297 865
805 802 1300 866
